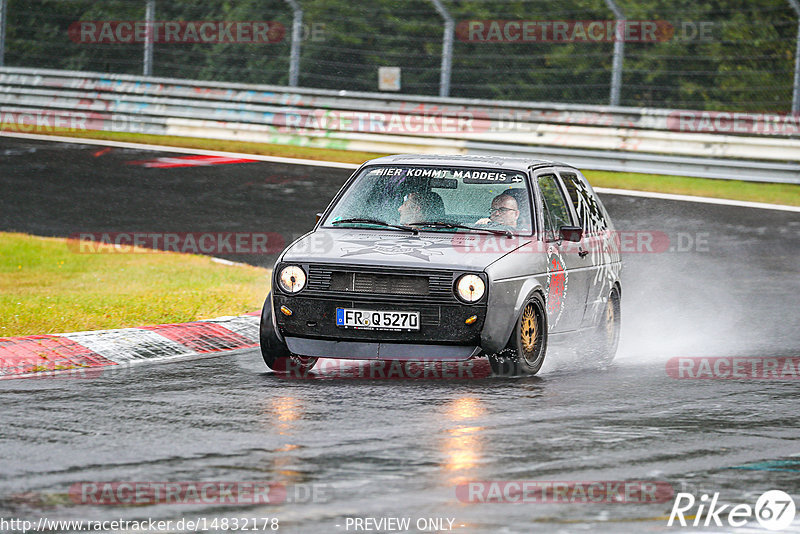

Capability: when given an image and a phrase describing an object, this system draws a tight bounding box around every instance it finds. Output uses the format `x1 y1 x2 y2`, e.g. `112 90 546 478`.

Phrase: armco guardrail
1 67 798 183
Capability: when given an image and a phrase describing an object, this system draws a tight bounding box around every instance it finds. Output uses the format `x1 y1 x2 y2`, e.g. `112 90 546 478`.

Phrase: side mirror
559 226 583 242
315 213 323 224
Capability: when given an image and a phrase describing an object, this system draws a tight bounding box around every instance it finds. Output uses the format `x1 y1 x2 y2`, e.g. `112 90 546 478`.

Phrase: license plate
336 308 420 330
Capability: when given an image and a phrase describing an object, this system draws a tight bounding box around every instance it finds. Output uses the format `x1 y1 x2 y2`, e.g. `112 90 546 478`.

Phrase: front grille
330 272 428 296
307 265 456 302
306 267 331 291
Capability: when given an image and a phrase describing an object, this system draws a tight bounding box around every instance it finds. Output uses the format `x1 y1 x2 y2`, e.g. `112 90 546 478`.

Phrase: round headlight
455 274 485 303
278 265 306 293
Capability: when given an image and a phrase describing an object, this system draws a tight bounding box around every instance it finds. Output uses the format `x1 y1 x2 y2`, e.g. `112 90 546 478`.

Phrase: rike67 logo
668 490 796 530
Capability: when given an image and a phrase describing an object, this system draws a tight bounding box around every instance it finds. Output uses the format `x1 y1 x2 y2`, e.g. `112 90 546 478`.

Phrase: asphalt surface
1 136 799 533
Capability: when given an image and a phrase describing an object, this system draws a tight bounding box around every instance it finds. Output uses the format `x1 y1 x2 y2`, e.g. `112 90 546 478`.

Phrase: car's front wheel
260 294 318 374
488 293 548 376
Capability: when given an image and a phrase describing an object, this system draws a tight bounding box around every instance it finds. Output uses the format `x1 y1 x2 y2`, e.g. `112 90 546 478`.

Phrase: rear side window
560 172 608 235
537 174 573 241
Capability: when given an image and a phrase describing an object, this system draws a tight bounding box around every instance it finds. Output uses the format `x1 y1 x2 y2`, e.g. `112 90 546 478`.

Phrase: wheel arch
481 278 547 354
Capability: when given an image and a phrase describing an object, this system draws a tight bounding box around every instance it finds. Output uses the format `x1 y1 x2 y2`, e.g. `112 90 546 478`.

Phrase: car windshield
323 165 534 235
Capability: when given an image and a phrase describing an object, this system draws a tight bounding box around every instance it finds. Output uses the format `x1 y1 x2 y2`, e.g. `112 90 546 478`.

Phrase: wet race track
1 136 799 533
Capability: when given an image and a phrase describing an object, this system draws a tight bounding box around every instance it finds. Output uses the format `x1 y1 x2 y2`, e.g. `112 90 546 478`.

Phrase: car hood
281 229 531 271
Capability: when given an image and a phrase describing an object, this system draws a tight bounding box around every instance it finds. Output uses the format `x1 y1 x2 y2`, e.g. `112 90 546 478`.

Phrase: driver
476 193 519 228
398 191 445 225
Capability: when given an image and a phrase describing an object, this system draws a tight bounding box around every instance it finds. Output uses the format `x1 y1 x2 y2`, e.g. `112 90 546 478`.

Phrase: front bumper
273 294 486 355
285 337 482 361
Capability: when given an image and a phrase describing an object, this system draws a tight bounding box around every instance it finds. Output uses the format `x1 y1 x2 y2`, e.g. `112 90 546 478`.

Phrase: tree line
5 0 797 111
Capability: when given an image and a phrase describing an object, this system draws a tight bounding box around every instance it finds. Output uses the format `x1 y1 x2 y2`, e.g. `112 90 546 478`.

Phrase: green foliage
5 0 798 111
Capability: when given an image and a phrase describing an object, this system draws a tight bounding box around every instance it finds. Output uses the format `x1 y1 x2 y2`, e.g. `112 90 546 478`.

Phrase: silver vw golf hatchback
260 155 622 376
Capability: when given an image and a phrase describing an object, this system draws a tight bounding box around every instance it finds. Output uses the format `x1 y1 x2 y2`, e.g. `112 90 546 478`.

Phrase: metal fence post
285 0 302 87
430 0 453 97
0 0 7 67
143 0 155 76
604 0 625 107
789 0 800 113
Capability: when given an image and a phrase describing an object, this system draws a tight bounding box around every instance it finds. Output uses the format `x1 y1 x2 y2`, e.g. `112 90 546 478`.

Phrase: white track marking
60 329 194 364
0 132 359 169
593 187 800 213
2 131 797 212
211 257 252 267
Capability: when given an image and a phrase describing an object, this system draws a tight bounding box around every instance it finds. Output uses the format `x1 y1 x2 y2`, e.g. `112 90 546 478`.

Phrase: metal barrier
1 67 798 183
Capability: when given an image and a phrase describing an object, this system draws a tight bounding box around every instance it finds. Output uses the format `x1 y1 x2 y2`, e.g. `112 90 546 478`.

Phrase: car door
533 170 591 333
558 169 620 327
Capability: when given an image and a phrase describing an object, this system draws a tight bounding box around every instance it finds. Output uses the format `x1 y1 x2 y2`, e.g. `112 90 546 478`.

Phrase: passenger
476 193 519 228
398 191 445 225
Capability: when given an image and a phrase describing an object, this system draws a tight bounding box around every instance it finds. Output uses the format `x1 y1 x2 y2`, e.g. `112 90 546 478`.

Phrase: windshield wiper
409 221 513 238
331 218 418 234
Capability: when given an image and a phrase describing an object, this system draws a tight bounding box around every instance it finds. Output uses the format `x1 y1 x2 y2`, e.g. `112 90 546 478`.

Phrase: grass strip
0 232 270 338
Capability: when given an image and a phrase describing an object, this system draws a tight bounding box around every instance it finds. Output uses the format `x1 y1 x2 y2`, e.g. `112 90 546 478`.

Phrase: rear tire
260 294 318 374
488 293 548 376
595 286 621 364
581 286 621 365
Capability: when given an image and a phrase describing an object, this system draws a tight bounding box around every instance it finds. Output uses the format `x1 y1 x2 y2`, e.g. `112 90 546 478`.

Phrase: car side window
560 171 609 235
537 174 573 241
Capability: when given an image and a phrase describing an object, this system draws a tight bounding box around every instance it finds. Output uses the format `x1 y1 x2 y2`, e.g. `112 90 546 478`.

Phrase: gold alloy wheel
520 303 538 356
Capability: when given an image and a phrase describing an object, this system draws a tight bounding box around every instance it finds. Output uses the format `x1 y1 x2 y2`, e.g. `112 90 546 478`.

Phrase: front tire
259 293 318 374
488 293 548 376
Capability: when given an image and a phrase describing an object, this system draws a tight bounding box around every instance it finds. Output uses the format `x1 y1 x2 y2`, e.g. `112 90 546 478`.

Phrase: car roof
363 154 574 173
